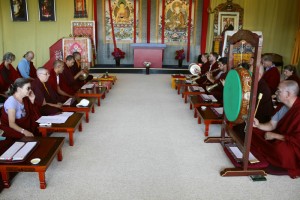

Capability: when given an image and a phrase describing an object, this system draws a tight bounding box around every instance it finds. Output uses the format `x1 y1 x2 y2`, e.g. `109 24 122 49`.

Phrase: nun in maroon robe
0 62 20 94
31 76 62 116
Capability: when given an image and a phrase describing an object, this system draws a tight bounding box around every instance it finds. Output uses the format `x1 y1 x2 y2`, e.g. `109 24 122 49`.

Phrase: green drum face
223 67 252 124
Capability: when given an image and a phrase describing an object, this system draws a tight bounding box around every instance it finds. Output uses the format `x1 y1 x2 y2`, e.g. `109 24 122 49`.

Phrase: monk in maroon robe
252 80 300 178
283 65 300 97
262 55 280 94
59 55 83 96
31 67 62 116
0 52 20 95
196 52 219 85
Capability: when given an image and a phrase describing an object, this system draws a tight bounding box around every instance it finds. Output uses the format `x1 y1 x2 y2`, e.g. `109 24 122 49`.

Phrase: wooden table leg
68 132 74 146
194 108 197 118
102 93 106 99
79 123 82 132
92 104 95 113
40 129 47 137
85 111 89 123
177 87 180 95
204 122 210 136
190 103 193 110
97 97 100 106
184 94 188 103
57 148 63 161
38 171 47 189
1 171 10 188
198 116 201 124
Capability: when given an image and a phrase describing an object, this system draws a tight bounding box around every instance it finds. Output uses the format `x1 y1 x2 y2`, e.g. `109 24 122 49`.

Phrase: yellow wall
0 0 299 67
0 0 93 67
206 0 300 65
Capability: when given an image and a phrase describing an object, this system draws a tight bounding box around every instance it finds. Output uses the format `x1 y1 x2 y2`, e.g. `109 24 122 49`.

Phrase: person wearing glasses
17 51 37 80
31 67 63 116
0 52 20 102
252 80 300 178
0 78 40 140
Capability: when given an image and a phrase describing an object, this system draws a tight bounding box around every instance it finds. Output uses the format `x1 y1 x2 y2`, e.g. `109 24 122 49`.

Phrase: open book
0 141 37 161
225 143 260 164
81 83 94 90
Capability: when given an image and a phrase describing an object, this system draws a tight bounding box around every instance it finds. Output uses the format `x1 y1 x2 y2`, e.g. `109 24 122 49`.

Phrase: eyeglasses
40 73 50 76
26 87 31 91
275 89 285 94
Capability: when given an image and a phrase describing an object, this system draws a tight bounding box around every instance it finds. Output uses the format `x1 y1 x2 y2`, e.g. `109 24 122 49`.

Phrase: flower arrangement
175 49 185 60
111 48 125 60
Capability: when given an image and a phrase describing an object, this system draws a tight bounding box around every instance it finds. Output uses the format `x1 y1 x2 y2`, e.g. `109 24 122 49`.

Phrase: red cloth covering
251 98 300 178
0 62 20 94
0 97 41 140
59 64 81 96
262 66 280 94
31 78 62 116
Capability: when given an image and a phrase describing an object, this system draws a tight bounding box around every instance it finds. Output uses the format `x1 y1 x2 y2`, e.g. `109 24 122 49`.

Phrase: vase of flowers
112 48 125 67
175 49 185 67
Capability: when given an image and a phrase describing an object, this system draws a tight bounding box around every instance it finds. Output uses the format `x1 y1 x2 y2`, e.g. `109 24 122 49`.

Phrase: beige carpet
1 74 300 200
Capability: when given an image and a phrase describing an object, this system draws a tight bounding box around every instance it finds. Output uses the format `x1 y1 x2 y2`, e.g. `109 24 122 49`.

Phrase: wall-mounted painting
10 0 28 21
38 0 56 21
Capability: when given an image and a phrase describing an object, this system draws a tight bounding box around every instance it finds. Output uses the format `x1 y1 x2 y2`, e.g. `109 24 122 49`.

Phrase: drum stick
254 93 263 117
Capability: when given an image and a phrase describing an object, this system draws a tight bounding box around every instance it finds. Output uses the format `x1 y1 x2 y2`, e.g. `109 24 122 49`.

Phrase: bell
79 72 88 80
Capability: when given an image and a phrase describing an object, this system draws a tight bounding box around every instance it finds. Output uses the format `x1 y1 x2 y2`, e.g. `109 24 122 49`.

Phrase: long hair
6 78 30 96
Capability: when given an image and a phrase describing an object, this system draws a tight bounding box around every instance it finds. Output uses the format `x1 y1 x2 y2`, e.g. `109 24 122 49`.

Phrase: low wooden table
94 75 117 85
0 137 64 189
76 85 107 106
171 75 185 89
61 98 95 123
195 106 223 137
190 95 221 118
183 86 206 103
38 113 84 146
175 80 196 97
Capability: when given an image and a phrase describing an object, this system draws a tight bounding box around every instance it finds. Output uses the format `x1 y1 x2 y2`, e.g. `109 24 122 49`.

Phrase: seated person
59 55 84 96
17 51 37 80
0 78 41 140
205 57 228 102
283 65 300 96
31 67 62 116
0 52 20 102
72 52 93 86
196 52 219 85
252 80 300 178
48 60 72 100
262 55 280 94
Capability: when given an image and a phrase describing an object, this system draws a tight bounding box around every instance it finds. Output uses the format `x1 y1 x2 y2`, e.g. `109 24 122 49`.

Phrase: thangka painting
104 0 141 43
157 0 195 45
63 37 93 66
74 0 88 18
71 21 96 49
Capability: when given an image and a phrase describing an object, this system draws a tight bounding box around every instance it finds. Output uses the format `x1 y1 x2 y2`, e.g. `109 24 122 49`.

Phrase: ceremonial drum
223 67 252 124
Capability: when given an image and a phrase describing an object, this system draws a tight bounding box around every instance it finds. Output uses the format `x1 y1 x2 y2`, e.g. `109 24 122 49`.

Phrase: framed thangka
157 0 195 45
10 0 28 21
38 0 56 21
104 0 141 43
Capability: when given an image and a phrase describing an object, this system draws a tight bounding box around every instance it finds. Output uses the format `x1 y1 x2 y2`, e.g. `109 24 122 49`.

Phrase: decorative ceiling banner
74 0 88 18
104 0 141 43
157 0 196 45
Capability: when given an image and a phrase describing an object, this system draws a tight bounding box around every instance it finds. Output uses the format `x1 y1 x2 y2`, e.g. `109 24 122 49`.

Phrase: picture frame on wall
38 0 56 21
217 12 239 36
10 0 28 21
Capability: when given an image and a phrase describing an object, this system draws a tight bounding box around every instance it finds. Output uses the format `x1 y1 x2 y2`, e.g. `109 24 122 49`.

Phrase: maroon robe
0 62 20 94
31 78 62 116
0 97 41 140
59 64 80 95
262 66 280 94
48 69 67 102
196 61 219 85
251 98 300 178
209 71 227 103
72 61 93 85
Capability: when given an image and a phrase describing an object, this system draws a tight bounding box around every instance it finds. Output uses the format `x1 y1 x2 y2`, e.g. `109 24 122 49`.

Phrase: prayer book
225 143 260 164
81 83 94 89
191 86 205 92
200 94 217 102
0 141 37 161
63 97 74 106
36 112 74 124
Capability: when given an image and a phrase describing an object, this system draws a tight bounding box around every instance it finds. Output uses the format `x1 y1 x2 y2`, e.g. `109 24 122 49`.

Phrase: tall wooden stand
205 30 266 176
